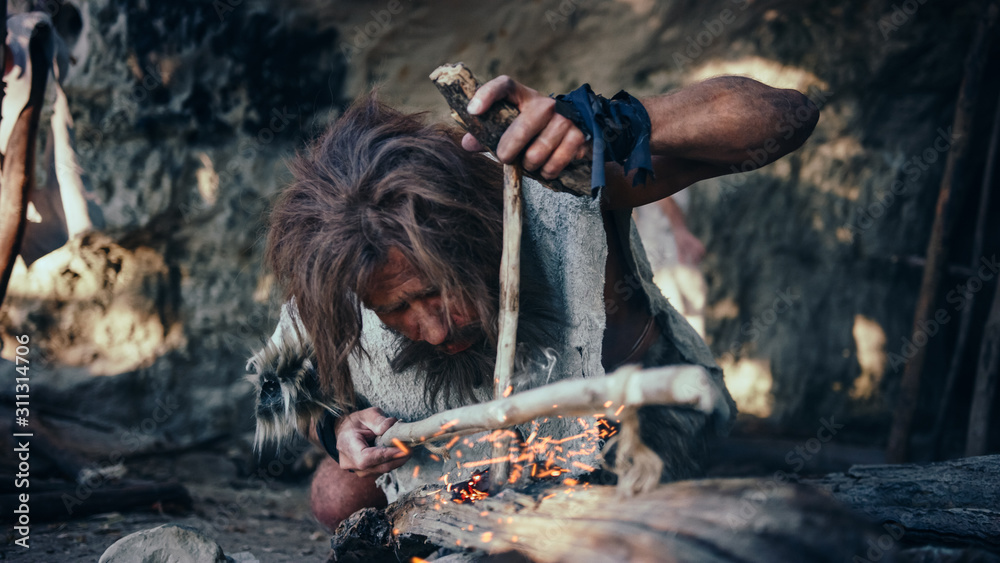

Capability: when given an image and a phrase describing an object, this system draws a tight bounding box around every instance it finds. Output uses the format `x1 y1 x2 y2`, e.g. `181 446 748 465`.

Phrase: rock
99 524 228 563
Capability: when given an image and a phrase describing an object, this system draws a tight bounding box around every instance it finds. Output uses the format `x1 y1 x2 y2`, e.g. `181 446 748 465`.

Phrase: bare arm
465 75 819 209
603 76 819 209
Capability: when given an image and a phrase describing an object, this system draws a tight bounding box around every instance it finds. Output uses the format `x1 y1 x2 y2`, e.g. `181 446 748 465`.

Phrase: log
887 1 1000 462
332 478 876 563
429 63 593 197
332 456 1000 562
0 480 192 524
805 455 1000 551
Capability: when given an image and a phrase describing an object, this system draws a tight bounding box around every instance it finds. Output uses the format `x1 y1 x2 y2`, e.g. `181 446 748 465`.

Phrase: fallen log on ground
331 455 1000 562
0 480 192 524
332 478 877 563
804 455 1000 551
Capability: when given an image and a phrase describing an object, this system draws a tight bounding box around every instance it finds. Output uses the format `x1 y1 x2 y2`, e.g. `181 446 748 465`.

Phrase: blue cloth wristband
553 84 654 189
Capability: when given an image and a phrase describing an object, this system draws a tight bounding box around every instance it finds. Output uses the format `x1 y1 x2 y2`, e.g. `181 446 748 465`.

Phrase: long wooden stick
377 364 729 447
966 275 1000 456
490 163 523 491
429 63 592 197
886 2 999 462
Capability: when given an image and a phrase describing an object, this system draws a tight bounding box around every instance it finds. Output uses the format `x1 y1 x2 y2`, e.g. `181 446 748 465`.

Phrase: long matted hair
266 94 507 413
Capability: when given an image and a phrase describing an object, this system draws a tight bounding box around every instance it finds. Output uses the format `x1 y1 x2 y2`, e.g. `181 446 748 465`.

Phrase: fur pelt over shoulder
246 328 337 452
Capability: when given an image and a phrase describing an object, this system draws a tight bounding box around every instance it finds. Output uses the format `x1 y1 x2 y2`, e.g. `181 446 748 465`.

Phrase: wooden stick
490 163 523 492
932 88 1000 457
429 63 592 197
886 2 999 462
965 273 1000 456
0 21 50 305
376 364 729 447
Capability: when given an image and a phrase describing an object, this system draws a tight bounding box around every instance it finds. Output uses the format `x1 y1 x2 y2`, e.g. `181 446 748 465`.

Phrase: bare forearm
603 76 818 209
644 76 818 166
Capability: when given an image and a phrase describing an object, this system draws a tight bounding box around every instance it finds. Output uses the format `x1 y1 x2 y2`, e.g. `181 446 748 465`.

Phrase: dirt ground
0 443 334 562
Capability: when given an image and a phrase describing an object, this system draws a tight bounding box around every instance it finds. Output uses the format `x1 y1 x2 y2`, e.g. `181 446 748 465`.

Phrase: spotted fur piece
245 329 338 451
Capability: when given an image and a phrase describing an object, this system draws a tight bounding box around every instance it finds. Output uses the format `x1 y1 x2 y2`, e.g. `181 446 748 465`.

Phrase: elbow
785 89 819 150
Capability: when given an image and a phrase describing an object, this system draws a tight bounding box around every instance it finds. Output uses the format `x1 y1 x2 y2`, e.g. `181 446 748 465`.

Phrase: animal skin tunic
270 178 735 501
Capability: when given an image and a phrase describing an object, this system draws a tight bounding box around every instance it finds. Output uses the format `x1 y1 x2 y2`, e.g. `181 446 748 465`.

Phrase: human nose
403 302 448 346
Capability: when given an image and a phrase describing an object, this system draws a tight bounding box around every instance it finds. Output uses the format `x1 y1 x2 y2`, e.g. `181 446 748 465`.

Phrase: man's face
365 248 480 355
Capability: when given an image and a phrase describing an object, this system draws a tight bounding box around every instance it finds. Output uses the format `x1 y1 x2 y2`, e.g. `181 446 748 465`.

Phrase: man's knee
310 457 388 531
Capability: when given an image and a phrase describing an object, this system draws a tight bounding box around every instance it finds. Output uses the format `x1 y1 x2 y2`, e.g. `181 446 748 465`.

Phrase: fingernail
467 98 483 114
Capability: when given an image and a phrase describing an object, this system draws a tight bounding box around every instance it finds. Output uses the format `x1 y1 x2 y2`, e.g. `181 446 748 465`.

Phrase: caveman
261 73 818 530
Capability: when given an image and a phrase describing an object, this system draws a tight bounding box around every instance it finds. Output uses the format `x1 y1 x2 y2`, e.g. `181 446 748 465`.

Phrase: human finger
337 430 377 470
462 132 486 152
353 408 398 436
540 126 586 179
523 116 573 171
496 97 556 163
353 455 412 478
467 75 518 115
355 445 410 471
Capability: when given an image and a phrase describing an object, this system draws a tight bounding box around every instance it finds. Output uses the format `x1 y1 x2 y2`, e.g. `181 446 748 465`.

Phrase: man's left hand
462 75 587 179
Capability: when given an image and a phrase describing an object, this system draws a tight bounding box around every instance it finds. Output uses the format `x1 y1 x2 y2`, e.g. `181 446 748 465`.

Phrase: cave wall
0 0 345 448
0 0 991 453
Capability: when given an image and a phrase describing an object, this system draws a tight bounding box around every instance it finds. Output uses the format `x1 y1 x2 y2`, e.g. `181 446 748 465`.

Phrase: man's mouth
441 339 473 355
437 323 483 355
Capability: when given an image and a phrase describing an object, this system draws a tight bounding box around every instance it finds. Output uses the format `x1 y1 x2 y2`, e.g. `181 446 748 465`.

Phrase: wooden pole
886 1 999 462
932 89 1000 457
490 163 523 492
966 274 1000 456
0 21 50 306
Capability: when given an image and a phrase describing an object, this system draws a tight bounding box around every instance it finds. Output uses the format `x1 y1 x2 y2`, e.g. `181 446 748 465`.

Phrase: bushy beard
391 326 496 410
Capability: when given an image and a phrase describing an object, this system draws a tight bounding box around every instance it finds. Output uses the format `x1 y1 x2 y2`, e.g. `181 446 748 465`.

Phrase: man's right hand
334 407 411 477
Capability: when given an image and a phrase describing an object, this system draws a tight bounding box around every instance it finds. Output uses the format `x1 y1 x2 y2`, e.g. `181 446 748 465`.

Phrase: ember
448 469 491 503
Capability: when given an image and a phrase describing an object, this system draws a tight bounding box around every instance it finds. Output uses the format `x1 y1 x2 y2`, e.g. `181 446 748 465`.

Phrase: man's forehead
364 248 426 306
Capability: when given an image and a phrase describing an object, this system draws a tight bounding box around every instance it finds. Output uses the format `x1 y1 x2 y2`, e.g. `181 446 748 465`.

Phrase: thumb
462 133 486 152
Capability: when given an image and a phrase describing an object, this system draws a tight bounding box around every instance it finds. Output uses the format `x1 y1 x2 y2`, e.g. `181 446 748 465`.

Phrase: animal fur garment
245 307 338 451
